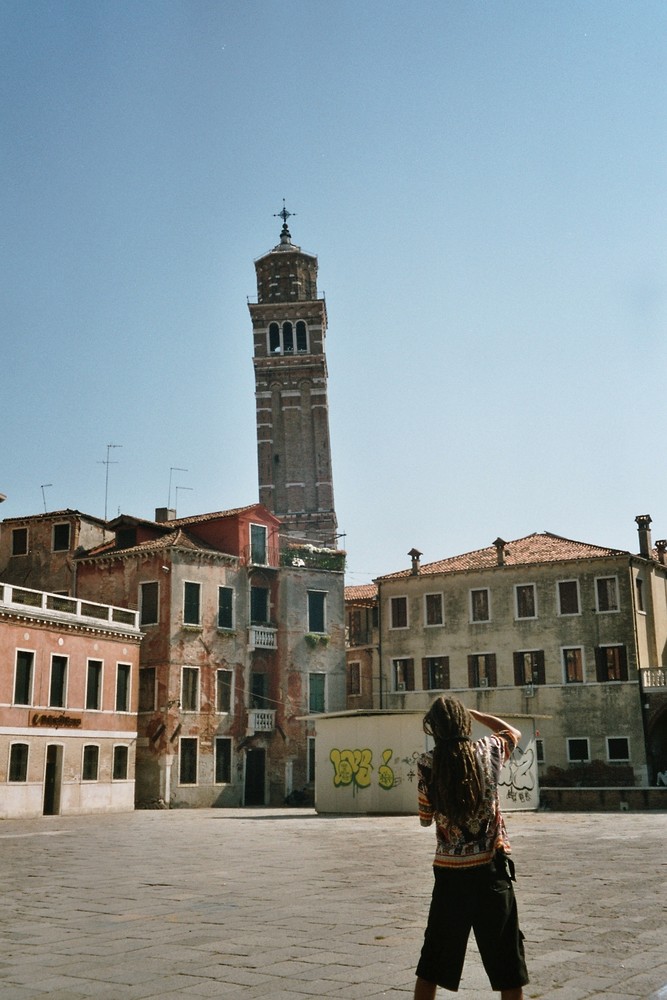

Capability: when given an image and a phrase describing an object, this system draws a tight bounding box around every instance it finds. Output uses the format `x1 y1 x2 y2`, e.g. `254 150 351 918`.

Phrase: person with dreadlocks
414 696 529 999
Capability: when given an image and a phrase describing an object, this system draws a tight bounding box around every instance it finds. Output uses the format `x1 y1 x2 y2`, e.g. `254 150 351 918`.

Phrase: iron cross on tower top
274 199 296 226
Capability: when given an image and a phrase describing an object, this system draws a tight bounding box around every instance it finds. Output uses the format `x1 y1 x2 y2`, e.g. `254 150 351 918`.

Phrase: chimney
155 507 177 523
408 548 422 575
635 515 652 558
493 537 507 566
656 539 666 565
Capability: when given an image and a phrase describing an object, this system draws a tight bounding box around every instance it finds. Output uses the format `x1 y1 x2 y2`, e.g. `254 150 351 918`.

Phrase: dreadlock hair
423 695 485 828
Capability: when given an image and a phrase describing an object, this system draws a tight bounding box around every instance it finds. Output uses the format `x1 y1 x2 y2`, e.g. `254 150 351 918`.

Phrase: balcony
248 625 277 650
0 582 140 633
247 708 276 734
641 667 667 691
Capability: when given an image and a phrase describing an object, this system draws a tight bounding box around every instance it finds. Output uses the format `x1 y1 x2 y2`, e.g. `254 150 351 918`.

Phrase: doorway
43 744 63 815
244 748 266 805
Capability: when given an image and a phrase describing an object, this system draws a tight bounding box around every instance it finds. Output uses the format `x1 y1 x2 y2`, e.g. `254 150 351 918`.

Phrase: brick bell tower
248 204 337 546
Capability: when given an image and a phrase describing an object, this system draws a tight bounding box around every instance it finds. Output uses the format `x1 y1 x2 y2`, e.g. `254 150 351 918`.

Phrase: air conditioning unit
524 683 535 698
479 677 489 688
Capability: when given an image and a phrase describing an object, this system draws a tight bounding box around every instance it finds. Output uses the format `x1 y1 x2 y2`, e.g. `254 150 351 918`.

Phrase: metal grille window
9 744 28 782
82 745 99 781
183 582 201 625
113 745 129 780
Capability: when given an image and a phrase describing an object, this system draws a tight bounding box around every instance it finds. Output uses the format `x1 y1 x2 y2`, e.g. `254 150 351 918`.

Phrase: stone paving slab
0 808 666 999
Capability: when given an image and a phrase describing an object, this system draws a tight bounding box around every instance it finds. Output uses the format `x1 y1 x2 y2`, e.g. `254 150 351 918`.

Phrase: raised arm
468 708 521 750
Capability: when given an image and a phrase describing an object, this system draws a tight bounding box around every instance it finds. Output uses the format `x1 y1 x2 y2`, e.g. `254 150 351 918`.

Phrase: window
390 596 408 629
269 322 280 353
309 672 326 713
218 586 234 629
558 580 579 615
12 527 28 556
283 321 294 353
215 738 232 783
513 650 545 686
180 738 198 784
115 663 131 712
250 523 268 564
138 668 156 712
113 745 129 780
49 655 68 708
467 653 497 687
347 608 371 646
515 584 536 619
250 586 269 624
181 667 199 712
607 737 630 762
422 656 450 690
563 648 583 683
567 738 590 763
9 744 28 782
425 593 444 626
308 590 327 633
536 739 545 764
251 672 269 708
636 577 645 613
470 589 490 623
596 576 619 612
139 581 159 626
52 523 71 551
296 320 308 352
14 650 34 705
393 658 415 691
86 660 103 710
348 661 361 696
216 669 232 712
595 645 628 682
183 582 201 626
82 745 99 781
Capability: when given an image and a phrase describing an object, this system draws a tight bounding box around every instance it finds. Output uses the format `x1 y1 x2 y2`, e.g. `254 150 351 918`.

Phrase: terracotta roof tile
81 529 226 560
345 583 378 602
376 532 630 581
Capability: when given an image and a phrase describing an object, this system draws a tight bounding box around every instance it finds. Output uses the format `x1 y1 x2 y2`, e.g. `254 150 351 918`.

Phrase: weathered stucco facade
346 519 667 788
0 580 141 818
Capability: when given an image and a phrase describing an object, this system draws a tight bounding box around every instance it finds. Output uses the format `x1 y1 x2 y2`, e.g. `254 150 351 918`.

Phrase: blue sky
1 0 666 585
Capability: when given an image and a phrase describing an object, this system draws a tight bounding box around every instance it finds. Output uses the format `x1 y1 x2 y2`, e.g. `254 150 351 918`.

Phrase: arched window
269 323 280 353
283 322 294 353
296 321 308 353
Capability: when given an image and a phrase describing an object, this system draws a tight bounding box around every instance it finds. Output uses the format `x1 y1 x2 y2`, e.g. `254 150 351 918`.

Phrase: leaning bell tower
248 205 337 547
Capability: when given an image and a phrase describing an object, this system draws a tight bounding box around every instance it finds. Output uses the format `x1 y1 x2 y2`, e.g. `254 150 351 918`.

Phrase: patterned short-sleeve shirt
417 731 517 870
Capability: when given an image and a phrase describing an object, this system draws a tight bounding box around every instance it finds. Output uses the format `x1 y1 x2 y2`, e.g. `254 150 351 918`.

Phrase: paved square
1 808 666 998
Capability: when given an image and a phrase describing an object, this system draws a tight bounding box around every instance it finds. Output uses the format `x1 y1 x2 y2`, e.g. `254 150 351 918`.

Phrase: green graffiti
329 748 397 791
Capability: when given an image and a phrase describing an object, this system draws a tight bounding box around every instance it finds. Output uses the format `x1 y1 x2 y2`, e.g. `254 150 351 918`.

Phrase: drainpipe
376 579 383 709
629 559 653 785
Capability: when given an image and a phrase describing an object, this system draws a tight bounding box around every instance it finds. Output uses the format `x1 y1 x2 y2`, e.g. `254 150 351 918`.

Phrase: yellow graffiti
329 748 397 791
378 748 395 791
330 748 373 789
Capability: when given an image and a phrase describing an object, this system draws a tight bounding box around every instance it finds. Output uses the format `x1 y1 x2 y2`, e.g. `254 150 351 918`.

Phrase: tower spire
273 199 296 243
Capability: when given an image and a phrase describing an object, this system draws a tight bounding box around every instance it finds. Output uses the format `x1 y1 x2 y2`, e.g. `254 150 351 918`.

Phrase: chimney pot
408 547 422 575
635 514 653 558
493 537 507 566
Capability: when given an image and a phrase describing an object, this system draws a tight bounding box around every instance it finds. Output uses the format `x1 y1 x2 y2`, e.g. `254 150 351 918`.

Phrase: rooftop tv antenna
40 484 52 513
98 444 122 520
